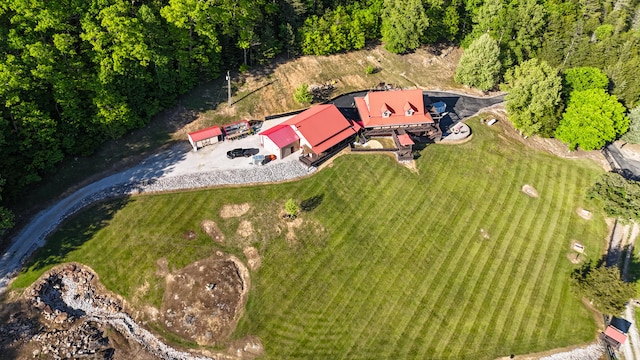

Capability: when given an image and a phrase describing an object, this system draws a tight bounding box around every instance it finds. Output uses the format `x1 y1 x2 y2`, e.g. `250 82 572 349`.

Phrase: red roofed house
354 89 441 160
187 126 223 151
259 104 359 165
259 124 300 159
354 89 441 141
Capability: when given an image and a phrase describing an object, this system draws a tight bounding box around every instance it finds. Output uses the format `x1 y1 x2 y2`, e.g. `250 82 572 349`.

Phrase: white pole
226 71 232 107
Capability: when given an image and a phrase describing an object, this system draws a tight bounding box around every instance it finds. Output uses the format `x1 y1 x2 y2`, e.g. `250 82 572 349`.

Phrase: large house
354 89 441 140
354 89 442 160
259 104 360 165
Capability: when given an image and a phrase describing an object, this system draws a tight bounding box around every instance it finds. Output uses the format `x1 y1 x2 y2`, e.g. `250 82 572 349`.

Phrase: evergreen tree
621 106 640 144
571 262 635 315
454 33 501 91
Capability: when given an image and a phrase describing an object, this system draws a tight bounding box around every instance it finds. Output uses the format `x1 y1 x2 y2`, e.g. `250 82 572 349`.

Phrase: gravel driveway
0 116 311 294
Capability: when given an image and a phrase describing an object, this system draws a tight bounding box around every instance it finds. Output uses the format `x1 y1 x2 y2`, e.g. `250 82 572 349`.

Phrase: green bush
293 83 313 104
365 65 376 75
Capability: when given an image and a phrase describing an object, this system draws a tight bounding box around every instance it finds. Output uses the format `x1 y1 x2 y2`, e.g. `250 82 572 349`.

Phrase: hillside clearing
12 117 607 359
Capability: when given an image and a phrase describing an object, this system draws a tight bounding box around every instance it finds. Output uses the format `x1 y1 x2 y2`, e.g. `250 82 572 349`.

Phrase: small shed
602 325 628 349
187 126 223 151
259 124 300 159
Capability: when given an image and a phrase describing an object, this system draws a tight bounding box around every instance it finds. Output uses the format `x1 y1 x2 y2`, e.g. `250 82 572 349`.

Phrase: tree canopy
562 67 609 98
571 262 635 315
588 172 640 221
380 0 428 54
621 106 640 144
454 34 501 91
555 89 629 150
501 59 563 136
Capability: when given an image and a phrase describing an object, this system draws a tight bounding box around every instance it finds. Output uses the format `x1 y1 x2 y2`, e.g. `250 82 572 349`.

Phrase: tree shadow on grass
300 194 324 212
23 197 131 273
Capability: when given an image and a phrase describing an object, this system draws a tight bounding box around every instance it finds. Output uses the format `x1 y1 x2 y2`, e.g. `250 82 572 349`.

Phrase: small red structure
603 325 628 349
397 133 414 146
259 124 300 159
187 126 223 151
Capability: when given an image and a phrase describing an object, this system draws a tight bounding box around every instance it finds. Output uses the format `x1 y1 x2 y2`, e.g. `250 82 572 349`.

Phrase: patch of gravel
539 344 604 360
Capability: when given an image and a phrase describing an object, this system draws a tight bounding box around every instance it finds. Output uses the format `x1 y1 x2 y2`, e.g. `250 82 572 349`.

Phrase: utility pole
226 70 232 107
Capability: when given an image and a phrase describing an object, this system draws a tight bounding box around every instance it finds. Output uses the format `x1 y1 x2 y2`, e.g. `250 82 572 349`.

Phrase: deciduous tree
501 58 563 136
454 33 501 91
555 89 629 150
380 0 428 53
562 67 609 97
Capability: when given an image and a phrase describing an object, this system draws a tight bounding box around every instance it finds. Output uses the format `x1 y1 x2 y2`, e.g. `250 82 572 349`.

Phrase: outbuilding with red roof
259 104 359 164
187 126 223 151
259 124 300 159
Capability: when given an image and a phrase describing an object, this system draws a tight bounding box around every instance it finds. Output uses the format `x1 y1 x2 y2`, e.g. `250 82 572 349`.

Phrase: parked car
227 148 259 159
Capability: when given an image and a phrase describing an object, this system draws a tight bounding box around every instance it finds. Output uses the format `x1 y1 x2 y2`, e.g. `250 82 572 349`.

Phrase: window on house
405 109 414 116
382 110 391 118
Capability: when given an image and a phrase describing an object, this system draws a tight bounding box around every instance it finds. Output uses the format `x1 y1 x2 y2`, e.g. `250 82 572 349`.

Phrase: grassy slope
13 118 606 359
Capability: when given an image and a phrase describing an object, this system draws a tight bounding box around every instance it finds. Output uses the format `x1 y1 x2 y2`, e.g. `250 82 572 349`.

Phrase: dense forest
1 0 639 233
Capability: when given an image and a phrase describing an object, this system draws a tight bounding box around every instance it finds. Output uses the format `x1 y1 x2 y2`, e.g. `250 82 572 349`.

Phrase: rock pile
24 264 216 360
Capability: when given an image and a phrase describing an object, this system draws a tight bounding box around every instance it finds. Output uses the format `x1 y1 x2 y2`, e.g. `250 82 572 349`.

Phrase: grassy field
13 118 607 359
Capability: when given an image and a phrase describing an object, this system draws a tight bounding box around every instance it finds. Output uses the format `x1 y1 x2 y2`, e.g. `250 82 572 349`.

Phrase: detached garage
259 124 300 159
187 126 223 151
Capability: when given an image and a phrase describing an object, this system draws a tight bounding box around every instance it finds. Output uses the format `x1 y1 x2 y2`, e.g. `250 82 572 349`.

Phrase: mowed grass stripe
489 161 558 353
505 162 571 347
524 164 575 341
411 155 515 357
341 171 428 357
454 167 531 355
454 160 548 356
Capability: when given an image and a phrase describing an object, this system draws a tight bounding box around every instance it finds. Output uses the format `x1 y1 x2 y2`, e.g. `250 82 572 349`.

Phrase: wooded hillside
1 0 639 233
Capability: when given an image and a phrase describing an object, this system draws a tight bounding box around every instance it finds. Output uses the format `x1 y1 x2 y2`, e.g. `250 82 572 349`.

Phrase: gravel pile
539 344 604 360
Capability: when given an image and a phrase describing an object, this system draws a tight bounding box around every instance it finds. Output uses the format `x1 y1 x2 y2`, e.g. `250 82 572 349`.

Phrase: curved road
0 90 504 294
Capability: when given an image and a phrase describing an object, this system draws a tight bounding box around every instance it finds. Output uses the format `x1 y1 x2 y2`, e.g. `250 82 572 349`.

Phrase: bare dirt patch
220 203 252 219
576 207 593 220
201 220 225 244
236 220 255 238
161 254 250 346
243 247 262 271
522 184 539 198
285 217 303 246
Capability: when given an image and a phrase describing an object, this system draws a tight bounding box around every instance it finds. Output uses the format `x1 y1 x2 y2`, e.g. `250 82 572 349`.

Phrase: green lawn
13 118 607 359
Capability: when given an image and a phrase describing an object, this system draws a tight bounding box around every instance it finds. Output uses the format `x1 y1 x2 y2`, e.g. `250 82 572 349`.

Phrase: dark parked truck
222 120 251 140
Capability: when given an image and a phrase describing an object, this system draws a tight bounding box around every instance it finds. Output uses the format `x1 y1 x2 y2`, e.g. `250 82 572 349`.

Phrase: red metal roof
259 124 299 148
188 126 222 142
355 89 434 127
605 326 628 345
397 133 414 146
283 104 356 154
